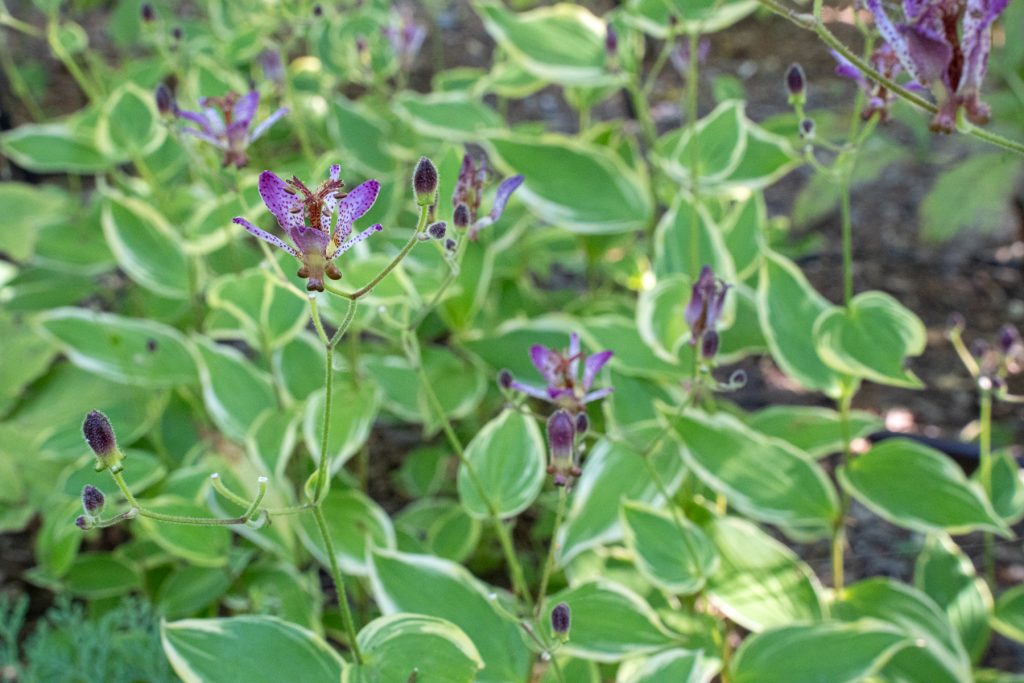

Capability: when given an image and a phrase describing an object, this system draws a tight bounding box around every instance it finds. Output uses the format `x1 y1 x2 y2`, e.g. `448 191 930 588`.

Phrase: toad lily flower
233 165 383 292
176 90 288 167
450 154 524 240
863 0 1009 132
500 333 613 413
685 265 729 359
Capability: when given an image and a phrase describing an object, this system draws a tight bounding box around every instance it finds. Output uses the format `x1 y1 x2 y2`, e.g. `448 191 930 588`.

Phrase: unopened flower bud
550 602 571 637
171 26 183 41
81 485 105 516
82 410 125 473
971 339 989 359
786 63 806 104
546 410 577 487
313 3 323 16
575 412 589 434
260 49 285 86
75 515 93 531
605 25 618 57
799 118 815 139
498 369 513 390
701 330 720 359
947 313 966 335
999 324 1020 354
453 203 470 228
444 238 456 252
141 3 155 23
155 83 174 116
412 156 439 206
427 221 447 240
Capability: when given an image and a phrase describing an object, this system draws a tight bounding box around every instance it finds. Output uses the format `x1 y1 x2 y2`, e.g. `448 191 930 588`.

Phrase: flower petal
258 171 304 232
233 217 297 256
176 108 214 136
333 179 380 247
582 387 614 403
249 106 289 143
530 345 560 385
568 333 581 379
181 126 226 149
488 175 523 223
509 379 550 401
232 91 260 130
582 350 613 392
288 225 330 255
328 223 383 260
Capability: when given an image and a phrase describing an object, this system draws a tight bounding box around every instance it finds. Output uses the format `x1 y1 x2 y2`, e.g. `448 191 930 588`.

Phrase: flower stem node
413 156 439 207
82 411 125 473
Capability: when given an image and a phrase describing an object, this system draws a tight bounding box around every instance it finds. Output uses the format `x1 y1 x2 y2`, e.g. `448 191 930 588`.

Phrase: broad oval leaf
394 91 503 141
102 193 191 298
814 291 926 388
636 273 691 363
368 549 531 683
625 0 758 36
731 621 911 683
0 123 111 173
839 438 1010 536
207 269 308 350
195 336 277 443
621 500 717 595
672 410 839 539
300 488 395 576
747 405 882 458
162 616 346 683
616 649 714 683
705 516 825 631
36 308 198 387
97 82 165 157
350 614 483 683
487 134 652 234
157 565 233 619
63 552 141 599
993 584 1024 644
545 581 677 662
457 410 546 519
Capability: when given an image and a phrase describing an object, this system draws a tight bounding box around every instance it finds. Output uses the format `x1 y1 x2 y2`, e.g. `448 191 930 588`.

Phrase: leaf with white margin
458 410 546 519
346 613 483 683
162 616 346 683
617 648 716 683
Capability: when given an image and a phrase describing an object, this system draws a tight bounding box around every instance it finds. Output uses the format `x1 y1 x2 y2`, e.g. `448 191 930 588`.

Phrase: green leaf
920 154 1023 242
300 488 395 576
652 197 736 288
352 614 484 683
97 82 165 157
61 449 166 498
208 270 308 349
834 578 972 683
64 552 141 599
368 549 530 683
545 581 676 662
487 134 652 234
36 308 198 387
621 501 717 595
987 449 1024 524
35 499 84 578
394 91 503 141
476 1 621 87
672 410 839 539
814 291 926 388
655 101 745 185
136 496 231 567
636 274 692 363
758 250 844 397
102 193 191 298
0 123 111 173
303 378 381 475
625 0 758 36
328 97 393 177
705 516 825 631
0 183 70 262
157 565 233 619
162 616 346 682
914 534 992 662
616 649 714 683
556 436 684 566
747 405 882 458
993 584 1024 644
457 410 546 519
194 336 276 442
731 622 911 683
0 312 59 414
273 332 325 403
839 438 1010 536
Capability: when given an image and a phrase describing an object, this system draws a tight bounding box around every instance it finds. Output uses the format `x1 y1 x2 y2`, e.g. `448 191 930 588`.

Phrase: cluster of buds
450 154 524 240
685 265 729 361
234 164 383 291
175 90 288 168
948 315 1024 398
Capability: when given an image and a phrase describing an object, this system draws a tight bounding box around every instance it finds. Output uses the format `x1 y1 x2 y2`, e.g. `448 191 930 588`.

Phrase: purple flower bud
453 203 470 229
685 265 729 345
786 63 806 99
171 26 182 42
947 313 966 334
605 25 618 57
998 324 1020 354
141 3 155 23
575 412 589 434
498 369 514 390
546 410 577 487
81 485 105 516
799 118 815 139
260 49 285 86
313 4 323 17
83 411 116 457
444 238 456 252
155 83 174 116
701 330 720 360
971 339 989 359
413 156 438 206
550 602 571 636
75 515 93 531
427 221 447 240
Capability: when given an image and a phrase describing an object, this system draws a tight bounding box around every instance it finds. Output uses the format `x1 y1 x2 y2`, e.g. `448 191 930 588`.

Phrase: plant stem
46 19 100 103
685 30 702 278
534 488 568 618
311 504 364 664
312 297 357 503
839 164 854 309
979 387 995 585
832 384 854 593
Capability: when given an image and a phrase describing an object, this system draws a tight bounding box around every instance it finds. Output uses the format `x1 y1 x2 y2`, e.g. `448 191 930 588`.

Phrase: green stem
685 30 702 277
979 387 995 586
642 32 677 97
312 504 364 664
839 164 854 309
312 297 357 503
626 77 657 149
46 19 100 103
534 488 568 618
832 384 855 593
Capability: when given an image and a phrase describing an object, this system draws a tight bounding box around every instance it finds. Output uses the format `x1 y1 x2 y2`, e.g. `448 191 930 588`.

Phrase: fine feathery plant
0 0 1022 682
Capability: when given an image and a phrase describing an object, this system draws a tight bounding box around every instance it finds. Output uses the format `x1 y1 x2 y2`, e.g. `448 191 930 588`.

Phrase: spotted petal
320 164 343 233
258 171 304 233
489 175 523 223
568 332 581 379
332 179 380 248
328 223 383 260
232 217 297 256
288 225 330 256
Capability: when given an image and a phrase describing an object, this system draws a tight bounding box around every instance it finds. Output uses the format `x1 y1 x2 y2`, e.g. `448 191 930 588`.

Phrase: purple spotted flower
685 265 729 355
233 165 383 292
176 90 288 168
501 333 613 413
450 154 524 240
862 0 1008 132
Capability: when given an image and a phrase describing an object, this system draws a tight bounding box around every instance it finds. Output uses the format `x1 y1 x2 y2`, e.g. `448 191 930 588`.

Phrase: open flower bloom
685 265 729 355
450 153 524 240
863 0 1008 132
503 333 613 413
233 165 383 291
176 90 288 167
